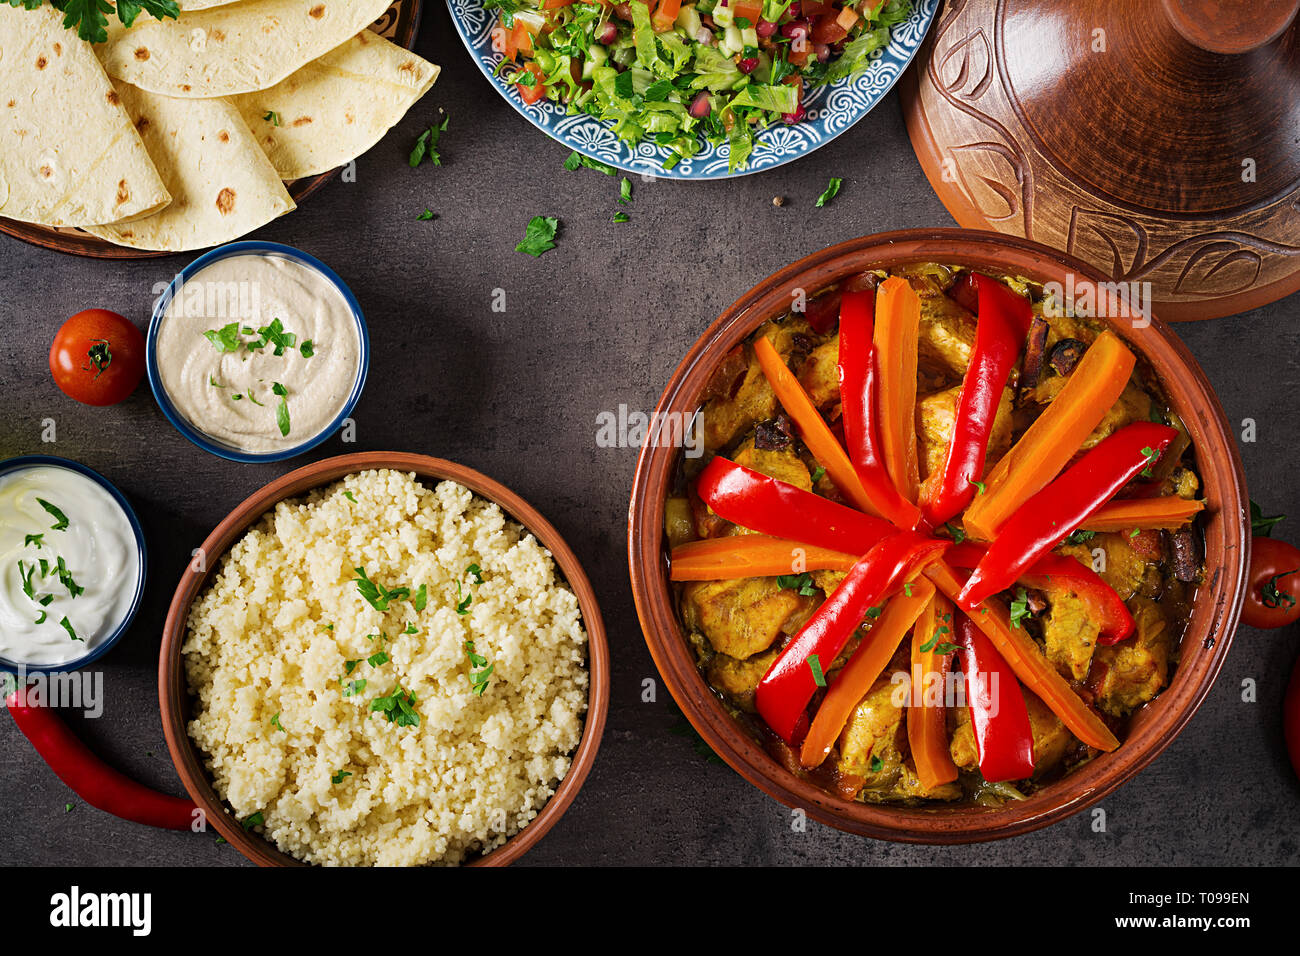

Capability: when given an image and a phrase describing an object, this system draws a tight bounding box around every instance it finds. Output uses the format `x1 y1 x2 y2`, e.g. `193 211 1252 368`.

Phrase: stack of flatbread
0 0 438 251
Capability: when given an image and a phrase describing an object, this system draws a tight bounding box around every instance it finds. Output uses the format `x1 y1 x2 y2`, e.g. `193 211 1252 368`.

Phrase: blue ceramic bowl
445 0 939 178
146 241 370 464
0 456 148 676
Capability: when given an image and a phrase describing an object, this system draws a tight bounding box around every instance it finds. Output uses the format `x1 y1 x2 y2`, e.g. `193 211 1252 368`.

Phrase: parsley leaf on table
409 116 450 168
515 216 559 258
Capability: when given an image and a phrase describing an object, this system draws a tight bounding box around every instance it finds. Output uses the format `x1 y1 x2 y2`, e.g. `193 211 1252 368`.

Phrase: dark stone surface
1 7 1298 867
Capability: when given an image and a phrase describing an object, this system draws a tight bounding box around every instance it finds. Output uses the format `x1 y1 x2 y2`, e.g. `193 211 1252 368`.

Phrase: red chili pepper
694 457 895 556
7 687 199 831
958 421 1179 609
921 274 1033 527
946 543 1135 644
953 612 1036 783
755 531 949 743
837 289 923 530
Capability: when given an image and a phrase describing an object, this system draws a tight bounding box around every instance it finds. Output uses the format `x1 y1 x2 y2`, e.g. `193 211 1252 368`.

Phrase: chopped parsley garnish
869 754 884 773
18 560 36 600
203 322 243 353
331 770 352 785
619 178 633 204
402 623 417 635
271 713 285 732
1065 529 1097 545
1009 588 1032 628
410 116 450 168
1130 528 1141 538
777 572 817 596
343 659 362 675
24 534 43 548
251 318 297 356
241 812 264 830
56 556 83 598
37 499 69 531
613 212 630 224
245 388 264 407
1251 501 1285 537
272 382 290 436
371 685 420 726
807 653 826 688
815 177 843 208
1139 445 1160 478
209 376 226 389
865 605 883 619
351 567 410 611
455 586 473 616
919 624 952 653
342 678 367 698
563 150 616 175
414 583 428 612
367 651 389 668
463 641 494 696
59 616 80 642
344 491 357 503
299 340 315 358
944 522 966 544
263 110 281 126
466 563 484 585
516 215 560 258
811 465 827 483
34 610 47 625
904 582 913 597
416 209 436 221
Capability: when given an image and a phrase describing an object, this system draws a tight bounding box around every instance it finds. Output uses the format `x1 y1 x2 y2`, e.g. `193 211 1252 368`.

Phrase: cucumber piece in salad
486 0 912 171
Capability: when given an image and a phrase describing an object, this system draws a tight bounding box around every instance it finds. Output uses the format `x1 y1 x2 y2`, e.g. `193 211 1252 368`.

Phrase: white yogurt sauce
0 466 141 667
155 253 361 454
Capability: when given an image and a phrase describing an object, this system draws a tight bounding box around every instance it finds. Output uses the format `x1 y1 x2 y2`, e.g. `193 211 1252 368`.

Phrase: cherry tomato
49 309 145 407
1242 535 1300 629
1285 651 1300 783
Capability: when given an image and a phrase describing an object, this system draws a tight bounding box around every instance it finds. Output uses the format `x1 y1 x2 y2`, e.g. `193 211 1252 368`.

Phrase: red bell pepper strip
921 274 1033 527
837 289 923 530
958 421 1179 609
953 612 1036 783
694 457 895 556
7 687 199 830
755 532 949 743
945 543 1135 645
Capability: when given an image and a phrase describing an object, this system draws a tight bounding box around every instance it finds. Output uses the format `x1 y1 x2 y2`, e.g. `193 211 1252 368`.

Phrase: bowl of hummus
147 242 369 462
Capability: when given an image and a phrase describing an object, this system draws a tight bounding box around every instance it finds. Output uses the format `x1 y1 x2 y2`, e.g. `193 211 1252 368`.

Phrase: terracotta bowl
627 229 1248 844
160 452 609 866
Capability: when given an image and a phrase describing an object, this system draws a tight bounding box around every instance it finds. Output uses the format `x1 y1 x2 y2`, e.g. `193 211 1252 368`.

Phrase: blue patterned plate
445 0 939 179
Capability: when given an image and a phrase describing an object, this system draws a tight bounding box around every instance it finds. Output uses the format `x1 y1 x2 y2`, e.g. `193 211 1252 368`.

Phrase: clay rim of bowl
627 228 1249 844
159 452 610 866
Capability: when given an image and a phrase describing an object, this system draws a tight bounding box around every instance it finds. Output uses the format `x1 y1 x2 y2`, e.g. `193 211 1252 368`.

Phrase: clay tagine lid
900 0 1300 320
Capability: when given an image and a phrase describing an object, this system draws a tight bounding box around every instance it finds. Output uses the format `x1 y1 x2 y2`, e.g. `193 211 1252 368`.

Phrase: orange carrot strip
1077 497 1206 532
907 591 960 790
963 330 1136 541
873 277 922 503
669 535 860 581
752 336 880 517
923 560 1120 752
800 577 936 769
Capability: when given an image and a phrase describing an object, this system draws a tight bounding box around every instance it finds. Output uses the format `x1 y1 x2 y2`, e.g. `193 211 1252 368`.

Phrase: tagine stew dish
664 263 1208 805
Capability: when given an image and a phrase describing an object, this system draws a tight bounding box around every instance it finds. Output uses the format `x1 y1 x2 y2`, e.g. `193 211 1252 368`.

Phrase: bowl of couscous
159 452 609 867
